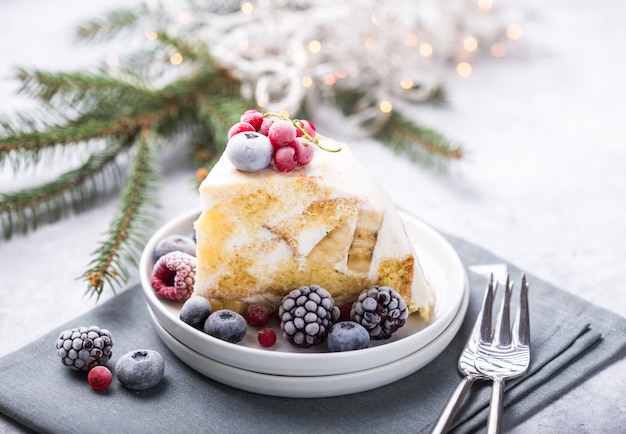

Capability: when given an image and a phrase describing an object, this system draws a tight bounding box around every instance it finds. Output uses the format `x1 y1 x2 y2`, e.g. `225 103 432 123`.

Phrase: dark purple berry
204 309 247 343
154 234 196 261
327 321 370 352
56 326 113 371
115 349 164 390
279 285 340 348
180 296 213 329
351 286 408 339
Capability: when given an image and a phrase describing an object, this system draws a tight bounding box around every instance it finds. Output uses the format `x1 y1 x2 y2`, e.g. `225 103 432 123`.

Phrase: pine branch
374 110 464 164
0 117 137 168
83 132 160 300
74 7 144 42
13 67 159 110
0 142 128 239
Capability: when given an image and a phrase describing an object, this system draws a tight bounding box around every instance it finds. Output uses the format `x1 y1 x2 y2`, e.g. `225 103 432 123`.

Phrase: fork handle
430 376 476 434
486 377 505 434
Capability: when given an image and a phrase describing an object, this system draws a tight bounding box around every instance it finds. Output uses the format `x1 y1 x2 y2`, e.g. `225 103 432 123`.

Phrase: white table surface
1 0 625 432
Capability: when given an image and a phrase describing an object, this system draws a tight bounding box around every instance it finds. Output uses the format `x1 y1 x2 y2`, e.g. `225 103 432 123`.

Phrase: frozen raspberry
279 285 340 348
151 251 196 301
56 326 113 371
351 286 408 339
228 121 256 139
240 109 264 131
268 120 297 149
258 328 277 347
115 349 164 390
153 234 196 261
290 137 315 166
245 303 270 327
88 366 113 390
226 131 273 172
274 146 297 172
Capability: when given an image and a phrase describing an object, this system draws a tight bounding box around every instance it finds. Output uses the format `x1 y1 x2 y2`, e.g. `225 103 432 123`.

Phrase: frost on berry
279 285 340 348
56 326 113 371
245 303 270 326
226 131 273 172
259 115 280 135
151 251 196 301
290 137 315 166
268 120 297 148
295 119 316 138
274 146 297 172
240 110 264 131
350 286 408 339
228 121 256 139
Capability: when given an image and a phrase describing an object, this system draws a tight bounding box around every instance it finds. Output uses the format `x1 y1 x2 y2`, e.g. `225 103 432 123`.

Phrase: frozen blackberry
351 286 408 339
153 234 196 261
151 251 196 301
279 285 340 348
56 326 113 371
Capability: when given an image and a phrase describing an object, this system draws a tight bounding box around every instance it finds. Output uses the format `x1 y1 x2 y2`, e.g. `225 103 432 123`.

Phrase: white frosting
197 137 432 312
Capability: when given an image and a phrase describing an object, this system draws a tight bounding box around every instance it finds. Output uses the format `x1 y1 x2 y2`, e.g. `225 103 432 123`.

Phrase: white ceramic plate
149 277 468 398
140 209 468 376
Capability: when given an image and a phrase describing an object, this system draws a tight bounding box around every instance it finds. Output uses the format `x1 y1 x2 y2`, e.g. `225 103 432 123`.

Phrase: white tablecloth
1 0 624 432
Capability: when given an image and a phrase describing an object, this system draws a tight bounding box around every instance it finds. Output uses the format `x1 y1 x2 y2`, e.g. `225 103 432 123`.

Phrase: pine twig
83 131 160 300
74 7 144 42
375 110 464 163
0 143 127 239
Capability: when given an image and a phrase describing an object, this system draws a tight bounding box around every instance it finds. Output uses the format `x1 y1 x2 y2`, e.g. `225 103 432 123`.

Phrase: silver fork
431 276 495 434
475 273 531 434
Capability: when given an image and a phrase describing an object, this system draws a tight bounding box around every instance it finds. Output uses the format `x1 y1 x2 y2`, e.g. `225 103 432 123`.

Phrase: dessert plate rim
140 209 468 376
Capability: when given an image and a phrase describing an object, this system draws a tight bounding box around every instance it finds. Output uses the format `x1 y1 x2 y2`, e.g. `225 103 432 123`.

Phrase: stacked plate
139 209 469 398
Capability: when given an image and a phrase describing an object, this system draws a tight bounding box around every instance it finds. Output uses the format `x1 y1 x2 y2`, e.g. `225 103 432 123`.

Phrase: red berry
290 137 315 166
295 119 317 138
259 115 280 135
240 110 263 131
268 120 297 148
339 302 353 322
274 146 297 172
88 366 113 391
258 328 277 347
228 122 255 139
245 303 270 326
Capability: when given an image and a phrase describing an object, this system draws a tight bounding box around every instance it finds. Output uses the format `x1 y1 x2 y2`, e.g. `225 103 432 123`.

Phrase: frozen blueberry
204 309 247 344
327 321 370 352
115 349 164 390
180 296 212 330
154 234 196 261
225 132 273 172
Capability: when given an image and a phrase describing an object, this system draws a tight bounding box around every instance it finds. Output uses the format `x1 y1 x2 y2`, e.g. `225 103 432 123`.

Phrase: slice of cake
193 116 434 321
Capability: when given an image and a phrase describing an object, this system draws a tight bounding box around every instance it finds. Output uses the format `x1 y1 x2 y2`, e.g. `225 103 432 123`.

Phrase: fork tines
479 273 530 347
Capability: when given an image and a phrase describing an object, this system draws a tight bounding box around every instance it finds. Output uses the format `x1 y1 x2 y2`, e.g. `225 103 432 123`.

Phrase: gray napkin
1 233 625 434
